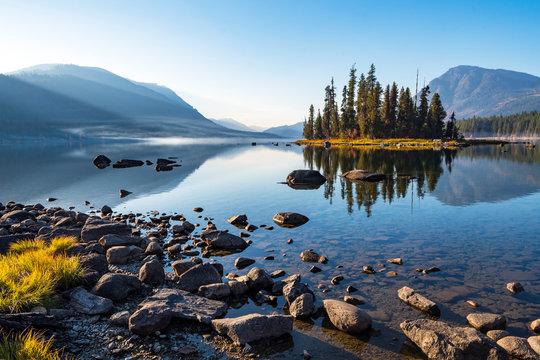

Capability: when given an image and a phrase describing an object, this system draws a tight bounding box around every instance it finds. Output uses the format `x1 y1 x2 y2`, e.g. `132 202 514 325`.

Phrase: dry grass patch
0 237 83 313
0 329 64 360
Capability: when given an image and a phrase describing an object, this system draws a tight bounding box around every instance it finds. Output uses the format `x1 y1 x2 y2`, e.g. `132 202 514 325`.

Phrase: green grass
0 329 64 360
0 237 83 314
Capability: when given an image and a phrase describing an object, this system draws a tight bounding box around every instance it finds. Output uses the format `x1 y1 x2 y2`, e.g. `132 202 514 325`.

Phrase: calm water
1 141 540 359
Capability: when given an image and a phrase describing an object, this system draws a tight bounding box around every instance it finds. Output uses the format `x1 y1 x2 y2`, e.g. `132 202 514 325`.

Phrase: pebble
310 266 322 273
388 258 403 265
287 238 293 244
466 300 479 308
363 266 376 274
346 285 358 293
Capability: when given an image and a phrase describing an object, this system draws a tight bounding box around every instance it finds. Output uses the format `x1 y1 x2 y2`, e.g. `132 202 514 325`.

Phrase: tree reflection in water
302 146 458 216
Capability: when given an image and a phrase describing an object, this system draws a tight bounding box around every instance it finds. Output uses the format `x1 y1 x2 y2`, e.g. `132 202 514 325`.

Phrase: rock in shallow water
323 299 372 334
201 230 249 250
401 319 507 360
507 282 525 294
273 212 309 228
341 170 386 182
211 314 293 345
398 286 440 317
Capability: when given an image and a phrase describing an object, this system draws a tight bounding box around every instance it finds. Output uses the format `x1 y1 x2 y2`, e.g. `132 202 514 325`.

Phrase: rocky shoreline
1 191 540 359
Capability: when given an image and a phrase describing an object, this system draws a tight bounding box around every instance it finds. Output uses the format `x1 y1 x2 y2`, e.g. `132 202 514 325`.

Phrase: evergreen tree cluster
303 64 459 140
457 111 540 137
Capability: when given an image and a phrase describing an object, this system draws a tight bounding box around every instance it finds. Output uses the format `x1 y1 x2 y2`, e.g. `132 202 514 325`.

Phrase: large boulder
198 283 231 299
282 277 313 304
139 259 165 285
398 286 440 317
82 217 132 243
289 293 315 318
323 299 372 334
70 287 113 315
99 234 141 249
341 170 386 182
211 314 293 345
286 170 327 189
467 313 507 332
273 212 309 228
92 273 140 301
93 155 111 169
497 336 539 360
201 230 249 251
246 267 273 290
528 336 540 356
129 288 227 335
177 263 222 292
171 259 198 277
400 319 508 360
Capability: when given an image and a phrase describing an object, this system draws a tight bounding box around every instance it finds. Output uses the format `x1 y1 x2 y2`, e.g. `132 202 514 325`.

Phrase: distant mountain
428 65 540 118
0 64 272 141
263 121 304 138
210 118 259 132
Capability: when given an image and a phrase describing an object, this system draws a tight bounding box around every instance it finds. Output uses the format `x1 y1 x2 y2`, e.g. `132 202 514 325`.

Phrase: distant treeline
457 111 540 137
303 64 461 140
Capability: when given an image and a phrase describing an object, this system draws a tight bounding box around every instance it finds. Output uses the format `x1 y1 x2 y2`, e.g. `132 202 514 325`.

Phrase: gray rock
507 282 525 294
273 212 309 228
289 293 315 318
79 253 108 274
99 234 140 249
255 290 277 303
271 270 286 278
129 288 227 335
235 257 255 269
497 336 539 359
81 217 132 243
70 287 113 315
286 170 326 186
0 210 34 223
201 230 248 250
272 274 301 295
211 314 293 345
343 295 366 305
467 313 507 332
401 319 508 360
323 299 371 334
109 310 130 327
198 283 231 299
487 330 511 342
246 267 273 290
227 215 248 227
145 241 163 256
528 336 540 356
101 205 113 216
106 246 132 265
178 263 222 292
93 155 111 169
341 170 386 182
172 222 195 235
398 286 440 317
92 273 140 301
228 280 249 297
300 249 327 263
139 259 165 285
283 277 313 304
171 259 198 277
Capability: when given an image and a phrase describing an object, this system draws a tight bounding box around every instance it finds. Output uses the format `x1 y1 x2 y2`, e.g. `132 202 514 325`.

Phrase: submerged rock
400 319 507 360
398 286 440 317
211 314 293 345
273 212 309 228
323 299 372 334
507 282 525 294
341 170 386 182
227 214 248 227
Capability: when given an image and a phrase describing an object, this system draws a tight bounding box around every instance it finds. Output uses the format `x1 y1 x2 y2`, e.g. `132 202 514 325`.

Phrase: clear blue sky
1 0 539 128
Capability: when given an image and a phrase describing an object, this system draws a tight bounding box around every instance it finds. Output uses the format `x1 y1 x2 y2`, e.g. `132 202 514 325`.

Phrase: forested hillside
457 111 540 137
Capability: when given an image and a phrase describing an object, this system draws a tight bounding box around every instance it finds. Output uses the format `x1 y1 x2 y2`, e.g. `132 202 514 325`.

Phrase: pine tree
303 104 315 139
381 84 391 137
417 86 430 138
340 85 348 137
322 78 339 138
356 73 368 137
342 66 357 137
397 87 415 137
389 82 398 138
427 92 447 138
445 111 456 139
314 109 323 139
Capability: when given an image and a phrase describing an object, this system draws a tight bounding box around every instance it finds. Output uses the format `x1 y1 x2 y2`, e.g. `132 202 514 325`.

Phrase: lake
1 140 539 359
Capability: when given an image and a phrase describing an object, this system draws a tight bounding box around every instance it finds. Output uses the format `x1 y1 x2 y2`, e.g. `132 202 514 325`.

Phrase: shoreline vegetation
294 137 516 149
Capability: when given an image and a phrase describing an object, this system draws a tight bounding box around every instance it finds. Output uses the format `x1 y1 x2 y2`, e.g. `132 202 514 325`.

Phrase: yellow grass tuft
0 237 82 313
0 329 64 360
